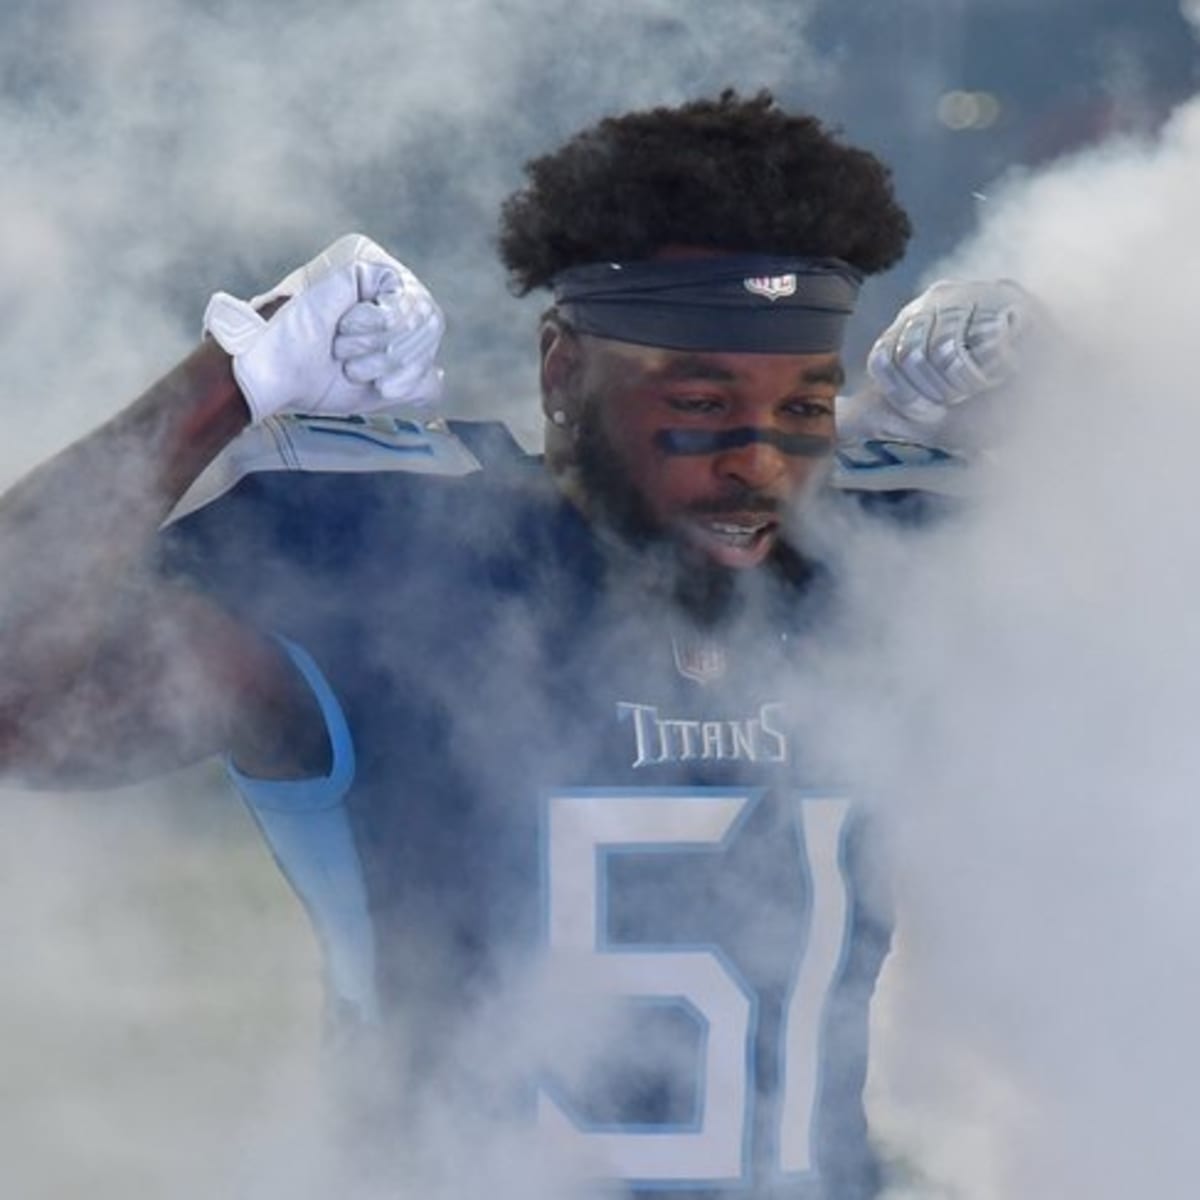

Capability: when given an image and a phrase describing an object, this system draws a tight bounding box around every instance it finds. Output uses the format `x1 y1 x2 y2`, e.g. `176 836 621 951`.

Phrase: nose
713 436 788 491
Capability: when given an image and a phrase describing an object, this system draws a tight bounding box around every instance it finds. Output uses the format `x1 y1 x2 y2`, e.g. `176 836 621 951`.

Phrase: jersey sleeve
154 417 507 1028
170 412 484 522
831 435 970 527
831 436 974 495
156 414 528 639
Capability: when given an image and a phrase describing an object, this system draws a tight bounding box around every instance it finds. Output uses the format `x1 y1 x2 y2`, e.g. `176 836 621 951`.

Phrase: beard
573 398 664 550
571 399 815 625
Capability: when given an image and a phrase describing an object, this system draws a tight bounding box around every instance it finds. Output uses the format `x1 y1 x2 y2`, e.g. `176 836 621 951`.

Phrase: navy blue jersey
160 417 895 1200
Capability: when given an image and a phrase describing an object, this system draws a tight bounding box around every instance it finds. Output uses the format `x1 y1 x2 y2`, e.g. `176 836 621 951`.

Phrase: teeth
707 520 765 546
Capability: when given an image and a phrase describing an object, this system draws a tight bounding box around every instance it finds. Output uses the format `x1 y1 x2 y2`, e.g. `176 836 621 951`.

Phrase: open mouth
681 514 779 566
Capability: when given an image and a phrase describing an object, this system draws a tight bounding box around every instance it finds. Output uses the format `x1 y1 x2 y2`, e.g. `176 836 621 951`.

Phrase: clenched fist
866 278 1039 426
204 233 445 423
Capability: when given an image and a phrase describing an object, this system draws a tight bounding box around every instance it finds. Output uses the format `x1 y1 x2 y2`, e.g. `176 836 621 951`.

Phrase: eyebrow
801 361 846 389
651 356 846 389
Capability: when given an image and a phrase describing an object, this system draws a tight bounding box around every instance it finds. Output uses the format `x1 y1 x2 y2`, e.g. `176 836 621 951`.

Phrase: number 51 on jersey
538 788 855 1187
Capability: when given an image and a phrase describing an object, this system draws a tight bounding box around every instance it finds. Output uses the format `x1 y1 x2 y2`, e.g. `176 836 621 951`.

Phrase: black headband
552 255 863 354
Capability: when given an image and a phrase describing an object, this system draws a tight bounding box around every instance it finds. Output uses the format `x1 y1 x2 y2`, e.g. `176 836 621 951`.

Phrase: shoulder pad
831 437 974 497
170 414 503 522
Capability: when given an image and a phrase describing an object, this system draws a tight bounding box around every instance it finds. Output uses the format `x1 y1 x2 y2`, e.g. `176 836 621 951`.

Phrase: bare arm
0 339 328 787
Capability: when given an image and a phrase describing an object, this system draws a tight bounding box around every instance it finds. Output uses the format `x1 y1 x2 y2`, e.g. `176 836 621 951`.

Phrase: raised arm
0 234 444 788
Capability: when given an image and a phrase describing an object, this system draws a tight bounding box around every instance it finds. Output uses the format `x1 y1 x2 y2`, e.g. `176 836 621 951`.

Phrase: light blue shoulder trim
226 638 379 1026
168 414 483 523
832 438 972 496
227 637 355 809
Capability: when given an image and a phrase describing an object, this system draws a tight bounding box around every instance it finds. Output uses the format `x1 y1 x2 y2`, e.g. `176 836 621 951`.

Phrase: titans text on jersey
618 701 789 768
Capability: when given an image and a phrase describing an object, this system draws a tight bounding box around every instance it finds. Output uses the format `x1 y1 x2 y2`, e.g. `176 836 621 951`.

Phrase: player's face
578 339 842 569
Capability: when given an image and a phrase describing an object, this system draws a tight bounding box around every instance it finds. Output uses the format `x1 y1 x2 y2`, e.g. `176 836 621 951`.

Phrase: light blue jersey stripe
227 638 380 1026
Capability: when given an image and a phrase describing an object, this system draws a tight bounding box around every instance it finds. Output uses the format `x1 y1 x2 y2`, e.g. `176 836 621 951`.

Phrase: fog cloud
1 1 1196 1197
824 84 1200 1200
0 0 832 469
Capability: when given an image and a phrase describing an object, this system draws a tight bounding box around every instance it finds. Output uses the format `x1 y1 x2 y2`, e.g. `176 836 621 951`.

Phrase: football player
0 92 1033 1199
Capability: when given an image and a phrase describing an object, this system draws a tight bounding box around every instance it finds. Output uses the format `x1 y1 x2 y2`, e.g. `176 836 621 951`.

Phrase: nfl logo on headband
552 256 862 353
743 274 798 302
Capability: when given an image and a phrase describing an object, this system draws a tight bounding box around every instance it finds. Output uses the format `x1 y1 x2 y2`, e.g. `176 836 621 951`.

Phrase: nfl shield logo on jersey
743 274 798 302
671 632 727 684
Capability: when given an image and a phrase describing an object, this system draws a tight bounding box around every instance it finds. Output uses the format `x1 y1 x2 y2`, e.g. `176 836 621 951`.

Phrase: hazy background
1 0 1198 1196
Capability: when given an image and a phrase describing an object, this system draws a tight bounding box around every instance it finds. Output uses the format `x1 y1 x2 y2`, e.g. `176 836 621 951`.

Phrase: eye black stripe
654 427 832 458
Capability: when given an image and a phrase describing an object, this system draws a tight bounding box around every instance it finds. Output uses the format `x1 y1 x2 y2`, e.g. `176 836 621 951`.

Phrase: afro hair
498 90 911 294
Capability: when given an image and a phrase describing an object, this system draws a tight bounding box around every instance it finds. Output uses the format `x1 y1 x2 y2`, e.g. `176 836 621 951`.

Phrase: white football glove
866 278 1038 427
203 233 444 423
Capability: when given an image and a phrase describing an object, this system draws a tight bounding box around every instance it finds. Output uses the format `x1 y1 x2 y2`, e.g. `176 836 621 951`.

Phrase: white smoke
0 0 833 474
826 86 1200 1200
1182 0 1200 39
2 0 1196 1197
